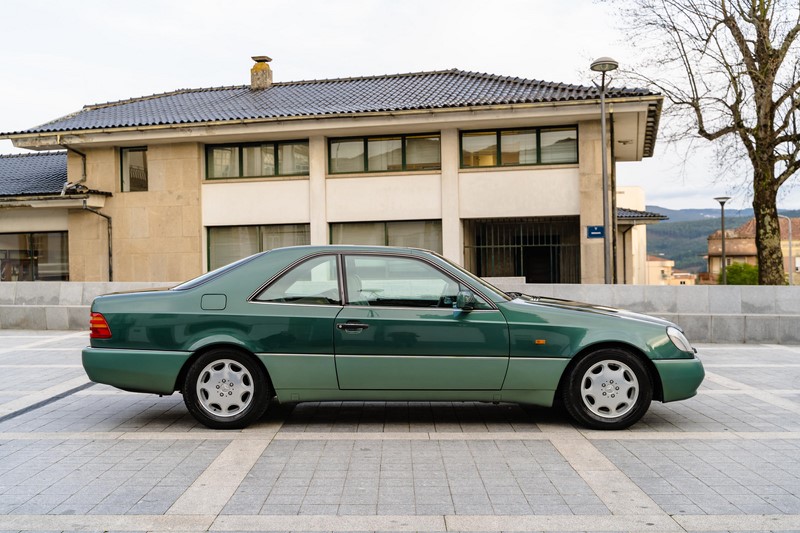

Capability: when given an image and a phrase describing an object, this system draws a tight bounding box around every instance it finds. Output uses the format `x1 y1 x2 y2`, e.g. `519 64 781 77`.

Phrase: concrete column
578 120 606 284
308 136 328 245
440 129 462 265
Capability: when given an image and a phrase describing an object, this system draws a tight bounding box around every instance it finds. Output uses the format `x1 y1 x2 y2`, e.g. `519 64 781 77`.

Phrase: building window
460 126 578 168
463 217 580 283
330 220 442 253
0 232 69 281
329 134 440 174
121 147 148 192
208 224 310 270
206 141 309 179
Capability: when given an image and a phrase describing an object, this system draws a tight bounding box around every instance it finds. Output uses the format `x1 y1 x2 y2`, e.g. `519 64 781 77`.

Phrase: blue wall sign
587 226 605 238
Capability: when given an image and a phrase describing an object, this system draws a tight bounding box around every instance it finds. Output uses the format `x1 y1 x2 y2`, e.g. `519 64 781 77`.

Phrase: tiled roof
709 217 800 239
5 69 658 135
0 152 67 197
617 207 668 221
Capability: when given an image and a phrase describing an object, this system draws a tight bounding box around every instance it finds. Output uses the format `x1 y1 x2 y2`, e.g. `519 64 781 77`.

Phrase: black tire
183 348 270 429
562 348 652 430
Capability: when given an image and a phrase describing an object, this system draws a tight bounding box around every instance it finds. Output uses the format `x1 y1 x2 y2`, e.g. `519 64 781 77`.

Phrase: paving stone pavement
0 331 799 532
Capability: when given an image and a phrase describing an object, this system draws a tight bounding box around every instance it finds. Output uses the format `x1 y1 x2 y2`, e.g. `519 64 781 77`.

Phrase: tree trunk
753 163 785 285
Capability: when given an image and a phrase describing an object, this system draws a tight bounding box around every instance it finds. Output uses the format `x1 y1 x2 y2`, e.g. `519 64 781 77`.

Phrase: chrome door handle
337 322 369 332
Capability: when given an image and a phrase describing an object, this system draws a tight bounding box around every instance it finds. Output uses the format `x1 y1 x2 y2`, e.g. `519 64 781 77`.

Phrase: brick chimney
250 56 273 89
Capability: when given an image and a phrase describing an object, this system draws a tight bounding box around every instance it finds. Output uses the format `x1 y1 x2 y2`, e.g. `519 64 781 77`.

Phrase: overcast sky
1 0 797 211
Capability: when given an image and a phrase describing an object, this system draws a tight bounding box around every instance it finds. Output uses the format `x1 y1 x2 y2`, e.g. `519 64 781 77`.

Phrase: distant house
707 218 800 283
646 255 695 285
1 58 664 283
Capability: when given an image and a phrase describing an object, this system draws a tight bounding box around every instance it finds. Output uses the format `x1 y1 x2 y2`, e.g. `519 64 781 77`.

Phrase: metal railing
463 217 580 283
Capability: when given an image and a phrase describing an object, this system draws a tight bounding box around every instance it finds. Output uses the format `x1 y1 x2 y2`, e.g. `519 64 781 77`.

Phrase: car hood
510 294 675 328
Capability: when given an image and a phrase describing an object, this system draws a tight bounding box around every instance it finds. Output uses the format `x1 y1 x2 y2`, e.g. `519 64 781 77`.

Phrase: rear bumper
653 356 705 402
82 347 192 395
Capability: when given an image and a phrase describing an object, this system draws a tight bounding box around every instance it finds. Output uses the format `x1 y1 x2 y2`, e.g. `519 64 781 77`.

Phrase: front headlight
667 326 693 353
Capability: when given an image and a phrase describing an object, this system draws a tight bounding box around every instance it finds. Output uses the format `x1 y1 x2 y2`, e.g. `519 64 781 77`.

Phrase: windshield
172 252 265 291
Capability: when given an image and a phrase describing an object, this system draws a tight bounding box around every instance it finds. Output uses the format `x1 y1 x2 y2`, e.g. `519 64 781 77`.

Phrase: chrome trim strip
257 353 334 358
249 300 344 308
334 354 506 359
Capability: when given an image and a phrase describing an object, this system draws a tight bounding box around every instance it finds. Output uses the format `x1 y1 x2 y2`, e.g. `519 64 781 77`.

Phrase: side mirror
456 290 476 311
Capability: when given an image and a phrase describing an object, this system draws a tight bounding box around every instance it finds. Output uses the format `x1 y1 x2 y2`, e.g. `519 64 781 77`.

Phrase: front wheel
562 348 652 430
183 348 270 429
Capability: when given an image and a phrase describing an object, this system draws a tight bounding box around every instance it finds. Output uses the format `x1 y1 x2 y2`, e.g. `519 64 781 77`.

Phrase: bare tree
612 0 800 284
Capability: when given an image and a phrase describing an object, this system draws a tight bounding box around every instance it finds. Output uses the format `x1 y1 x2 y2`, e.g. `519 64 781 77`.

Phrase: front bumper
82 347 192 395
653 356 705 403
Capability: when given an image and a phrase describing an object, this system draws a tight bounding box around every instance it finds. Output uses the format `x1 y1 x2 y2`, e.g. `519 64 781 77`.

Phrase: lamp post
591 56 618 284
778 214 794 285
714 196 731 284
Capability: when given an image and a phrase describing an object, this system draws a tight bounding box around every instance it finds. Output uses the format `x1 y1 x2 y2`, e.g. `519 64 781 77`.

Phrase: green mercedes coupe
82 245 704 430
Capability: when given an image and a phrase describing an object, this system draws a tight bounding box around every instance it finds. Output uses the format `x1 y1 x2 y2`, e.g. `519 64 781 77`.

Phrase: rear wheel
183 348 269 429
562 348 652 430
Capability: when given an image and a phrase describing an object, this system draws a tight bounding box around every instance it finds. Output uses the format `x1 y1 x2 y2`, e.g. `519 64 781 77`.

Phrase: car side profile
82 245 704 430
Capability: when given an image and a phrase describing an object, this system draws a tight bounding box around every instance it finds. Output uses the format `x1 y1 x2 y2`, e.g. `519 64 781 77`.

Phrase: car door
333 253 509 390
249 254 342 391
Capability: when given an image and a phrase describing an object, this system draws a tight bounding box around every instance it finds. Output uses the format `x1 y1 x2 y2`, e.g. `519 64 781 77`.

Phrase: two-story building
0 57 663 283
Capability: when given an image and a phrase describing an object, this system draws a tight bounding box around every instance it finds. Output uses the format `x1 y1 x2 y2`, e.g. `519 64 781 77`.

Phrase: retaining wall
490 278 800 344
1 280 800 344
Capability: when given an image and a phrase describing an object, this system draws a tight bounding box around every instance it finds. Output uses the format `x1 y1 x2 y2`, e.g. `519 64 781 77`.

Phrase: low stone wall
489 278 800 344
0 282 175 330
2 280 800 343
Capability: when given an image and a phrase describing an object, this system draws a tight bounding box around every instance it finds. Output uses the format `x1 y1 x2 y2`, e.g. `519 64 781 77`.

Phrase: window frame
120 146 149 192
205 140 309 179
206 223 311 271
328 133 441 175
459 126 578 168
341 253 492 310
328 220 443 254
248 251 497 310
252 254 342 306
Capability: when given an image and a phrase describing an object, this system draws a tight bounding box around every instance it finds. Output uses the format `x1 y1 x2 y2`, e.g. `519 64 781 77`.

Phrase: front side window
206 141 308 179
344 254 489 309
329 134 440 174
460 127 577 167
256 255 340 305
121 147 148 192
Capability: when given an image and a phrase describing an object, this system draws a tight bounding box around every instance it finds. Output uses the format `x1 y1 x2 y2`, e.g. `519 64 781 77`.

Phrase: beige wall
578 120 607 284
68 144 203 282
459 167 579 218
326 173 442 222
203 179 310 226
615 187 648 285
0 208 68 233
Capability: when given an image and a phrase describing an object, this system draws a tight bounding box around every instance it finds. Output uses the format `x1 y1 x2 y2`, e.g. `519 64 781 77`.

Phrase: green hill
646 209 800 272
646 216 751 272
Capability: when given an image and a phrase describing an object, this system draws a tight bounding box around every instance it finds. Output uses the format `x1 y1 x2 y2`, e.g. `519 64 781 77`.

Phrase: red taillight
90 312 112 339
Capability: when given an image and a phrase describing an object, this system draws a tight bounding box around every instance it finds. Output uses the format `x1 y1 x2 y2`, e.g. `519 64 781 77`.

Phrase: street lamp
591 57 619 284
778 214 794 285
714 196 731 284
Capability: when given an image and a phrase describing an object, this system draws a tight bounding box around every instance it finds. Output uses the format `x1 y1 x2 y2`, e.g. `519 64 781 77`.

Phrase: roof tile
0 152 67 197
5 69 656 135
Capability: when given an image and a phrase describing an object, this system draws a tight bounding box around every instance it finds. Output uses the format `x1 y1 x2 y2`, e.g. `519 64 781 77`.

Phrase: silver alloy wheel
196 359 255 417
580 359 639 419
